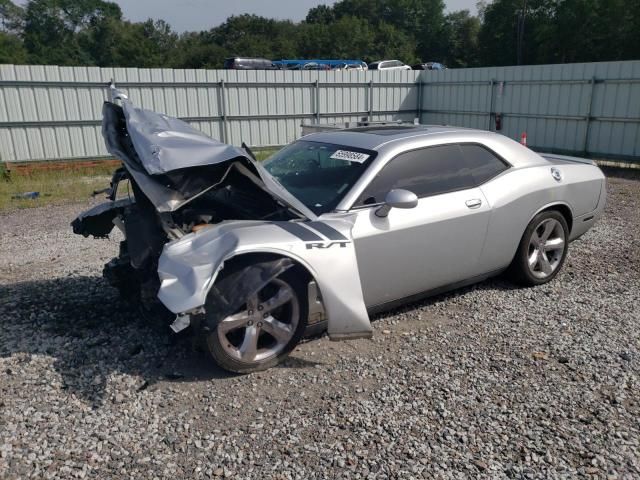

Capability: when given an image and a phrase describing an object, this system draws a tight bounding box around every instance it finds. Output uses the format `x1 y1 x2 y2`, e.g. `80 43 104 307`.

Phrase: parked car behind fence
223 57 278 70
368 60 411 71
412 62 446 70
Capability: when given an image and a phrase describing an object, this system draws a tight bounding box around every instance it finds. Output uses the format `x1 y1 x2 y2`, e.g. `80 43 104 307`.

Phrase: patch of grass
0 164 114 212
0 149 282 212
0 162 10 181
254 148 279 161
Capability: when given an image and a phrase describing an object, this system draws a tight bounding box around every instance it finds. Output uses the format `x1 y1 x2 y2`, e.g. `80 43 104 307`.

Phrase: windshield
262 140 376 215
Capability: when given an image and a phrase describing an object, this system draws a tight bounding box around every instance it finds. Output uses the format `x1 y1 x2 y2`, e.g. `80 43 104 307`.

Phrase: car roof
301 125 474 150
300 125 548 169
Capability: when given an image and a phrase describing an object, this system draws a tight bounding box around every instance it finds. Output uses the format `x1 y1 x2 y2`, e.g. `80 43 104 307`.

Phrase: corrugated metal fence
420 60 640 161
0 65 419 163
0 60 638 164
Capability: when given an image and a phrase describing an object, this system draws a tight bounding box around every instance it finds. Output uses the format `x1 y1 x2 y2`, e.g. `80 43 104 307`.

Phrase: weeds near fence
253 148 277 161
0 150 279 212
1 162 10 182
0 165 112 211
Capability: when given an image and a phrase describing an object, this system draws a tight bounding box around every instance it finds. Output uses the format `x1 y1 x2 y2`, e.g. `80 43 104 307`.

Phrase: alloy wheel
216 279 299 363
527 218 566 279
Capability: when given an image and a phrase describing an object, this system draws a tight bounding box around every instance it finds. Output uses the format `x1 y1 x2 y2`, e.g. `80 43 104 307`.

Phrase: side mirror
375 189 418 218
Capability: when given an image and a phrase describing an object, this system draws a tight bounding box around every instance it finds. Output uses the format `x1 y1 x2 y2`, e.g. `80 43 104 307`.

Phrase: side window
357 145 475 205
459 144 509 185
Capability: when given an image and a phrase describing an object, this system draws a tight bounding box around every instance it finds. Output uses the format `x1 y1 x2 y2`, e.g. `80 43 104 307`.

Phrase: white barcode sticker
330 150 370 163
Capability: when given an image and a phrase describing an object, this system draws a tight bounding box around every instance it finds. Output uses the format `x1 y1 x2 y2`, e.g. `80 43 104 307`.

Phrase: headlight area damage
72 86 371 371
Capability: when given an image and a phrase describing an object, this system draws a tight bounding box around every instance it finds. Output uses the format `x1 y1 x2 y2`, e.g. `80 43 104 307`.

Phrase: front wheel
206 274 307 373
509 210 569 286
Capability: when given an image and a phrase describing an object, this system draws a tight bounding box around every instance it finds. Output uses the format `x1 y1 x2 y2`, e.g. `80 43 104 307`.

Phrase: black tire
205 270 308 374
509 210 569 286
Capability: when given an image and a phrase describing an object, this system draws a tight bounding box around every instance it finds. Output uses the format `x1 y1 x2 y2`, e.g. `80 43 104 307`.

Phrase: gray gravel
1 172 639 479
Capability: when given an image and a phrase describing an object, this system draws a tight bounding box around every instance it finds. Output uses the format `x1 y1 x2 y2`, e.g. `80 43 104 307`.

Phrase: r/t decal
306 241 350 249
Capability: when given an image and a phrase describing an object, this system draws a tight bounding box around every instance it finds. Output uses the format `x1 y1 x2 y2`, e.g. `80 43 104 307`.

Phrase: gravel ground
1 172 639 479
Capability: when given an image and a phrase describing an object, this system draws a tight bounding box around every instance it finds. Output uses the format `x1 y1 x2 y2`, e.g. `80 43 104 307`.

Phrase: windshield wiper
242 142 257 162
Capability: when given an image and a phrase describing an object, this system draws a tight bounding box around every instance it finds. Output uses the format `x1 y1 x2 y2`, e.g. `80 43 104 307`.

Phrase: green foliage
0 0 24 33
0 165 113 211
23 0 123 65
0 0 638 69
478 0 640 66
0 31 26 63
172 31 227 68
443 10 481 68
0 160 10 182
210 14 299 60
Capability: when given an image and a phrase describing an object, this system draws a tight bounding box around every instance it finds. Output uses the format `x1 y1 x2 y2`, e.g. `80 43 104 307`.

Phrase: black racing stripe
306 221 348 241
277 222 323 242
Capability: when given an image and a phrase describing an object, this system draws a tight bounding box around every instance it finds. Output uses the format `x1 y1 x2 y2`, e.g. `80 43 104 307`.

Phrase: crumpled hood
123 101 249 175
101 95 315 219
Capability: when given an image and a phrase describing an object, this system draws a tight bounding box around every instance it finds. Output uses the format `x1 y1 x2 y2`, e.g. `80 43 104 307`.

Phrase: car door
349 144 492 308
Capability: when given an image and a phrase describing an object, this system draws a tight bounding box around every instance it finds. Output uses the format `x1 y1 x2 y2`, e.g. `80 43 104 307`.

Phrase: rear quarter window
459 144 509 185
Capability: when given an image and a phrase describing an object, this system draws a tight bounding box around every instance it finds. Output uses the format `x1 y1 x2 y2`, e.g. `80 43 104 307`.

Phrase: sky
105 0 479 32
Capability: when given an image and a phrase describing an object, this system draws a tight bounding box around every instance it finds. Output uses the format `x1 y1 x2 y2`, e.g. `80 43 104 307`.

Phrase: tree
371 21 418 63
23 0 123 65
172 31 226 68
328 0 447 62
478 0 638 66
478 0 553 66
545 0 627 63
106 19 178 67
0 31 27 63
620 0 640 60
0 0 24 33
209 14 298 60
299 16 374 59
305 4 335 24
3 0 637 70
443 10 480 67
77 18 179 67
0 0 26 63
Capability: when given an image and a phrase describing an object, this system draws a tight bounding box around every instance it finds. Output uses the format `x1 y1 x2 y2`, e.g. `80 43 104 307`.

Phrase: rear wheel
206 274 307 373
510 210 569 286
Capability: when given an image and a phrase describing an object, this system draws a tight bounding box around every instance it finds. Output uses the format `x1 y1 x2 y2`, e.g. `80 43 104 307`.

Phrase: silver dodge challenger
73 88 606 373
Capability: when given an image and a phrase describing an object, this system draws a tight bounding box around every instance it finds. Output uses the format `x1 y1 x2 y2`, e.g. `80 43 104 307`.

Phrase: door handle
465 198 482 209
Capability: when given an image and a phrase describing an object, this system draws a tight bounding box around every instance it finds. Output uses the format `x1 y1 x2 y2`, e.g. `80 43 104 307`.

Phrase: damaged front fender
204 257 294 330
157 218 372 341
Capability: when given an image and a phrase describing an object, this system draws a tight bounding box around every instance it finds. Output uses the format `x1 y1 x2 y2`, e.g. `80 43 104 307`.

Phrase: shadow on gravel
370 275 521 321
601 166 640 181
0 273 521 405
0 276 241 406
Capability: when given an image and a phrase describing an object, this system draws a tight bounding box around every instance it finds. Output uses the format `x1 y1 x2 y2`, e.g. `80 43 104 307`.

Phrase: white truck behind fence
0 60 638 164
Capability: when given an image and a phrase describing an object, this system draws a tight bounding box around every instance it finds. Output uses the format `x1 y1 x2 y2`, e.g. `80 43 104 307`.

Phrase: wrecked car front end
73 97 303 315
72 88 372 372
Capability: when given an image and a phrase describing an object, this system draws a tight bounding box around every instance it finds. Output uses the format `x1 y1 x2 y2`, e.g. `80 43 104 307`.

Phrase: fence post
416 78 423 123
488 79 495 131
583 76 596 155
368 79 374 121
314 79 320 123
219 79 227 143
